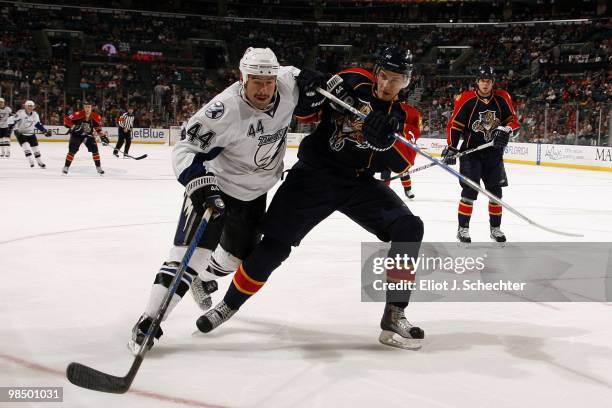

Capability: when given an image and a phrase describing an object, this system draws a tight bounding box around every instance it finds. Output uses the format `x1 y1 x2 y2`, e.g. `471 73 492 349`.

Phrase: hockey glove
296 69 327 111
71 125 84 137
99 133 110 145
185 173 225 218
441 145 459 165
363 111 398 151
492 126 511 150
44 130 52 137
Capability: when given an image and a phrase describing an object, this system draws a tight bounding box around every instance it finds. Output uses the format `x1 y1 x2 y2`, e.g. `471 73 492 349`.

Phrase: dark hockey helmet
376 46 413 78
475 65 495 80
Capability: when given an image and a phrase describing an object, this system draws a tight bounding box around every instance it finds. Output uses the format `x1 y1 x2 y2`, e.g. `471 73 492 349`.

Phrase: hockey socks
223 236 291 310
143 261 197 319
458 197 474 227
489 201 502 227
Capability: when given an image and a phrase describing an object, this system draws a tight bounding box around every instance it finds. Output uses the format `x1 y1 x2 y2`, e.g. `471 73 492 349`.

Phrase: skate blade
491 239 507 248
456 241 470 248
127 339 151 356
379 330 422 350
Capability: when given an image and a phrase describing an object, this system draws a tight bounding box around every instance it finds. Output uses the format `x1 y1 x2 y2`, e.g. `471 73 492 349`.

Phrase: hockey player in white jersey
129 47 326 353
12 100 52 167
0 98 12 158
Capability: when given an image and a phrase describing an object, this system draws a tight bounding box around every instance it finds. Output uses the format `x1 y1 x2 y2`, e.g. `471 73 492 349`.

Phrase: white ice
1 143 612 408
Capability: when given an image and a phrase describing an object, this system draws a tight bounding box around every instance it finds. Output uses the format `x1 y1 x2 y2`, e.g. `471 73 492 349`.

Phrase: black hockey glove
185 173 225 218
99 133 110 145
363 111 398 151
296 69 327 111
492 126 511 150
44 129 52 137
71 124 84 137
441 145 459 165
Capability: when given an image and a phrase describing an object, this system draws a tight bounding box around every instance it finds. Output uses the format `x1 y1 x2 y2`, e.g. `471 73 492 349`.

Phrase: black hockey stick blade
131 153 147 160
66 356 143 394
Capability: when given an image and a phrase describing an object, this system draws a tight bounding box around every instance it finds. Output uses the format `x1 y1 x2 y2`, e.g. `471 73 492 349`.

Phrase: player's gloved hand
99 133 110 145
71 124 83 137
185 173 225 218
441 145 459 165
363 111 398 151
492 126 511 150
296 69 327 111
44 130 52 137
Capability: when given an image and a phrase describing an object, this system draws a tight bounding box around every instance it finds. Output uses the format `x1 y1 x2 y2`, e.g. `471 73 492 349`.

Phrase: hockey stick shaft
384 141 494 182
316 87 583 238
66 208 213 393
100 141 147 160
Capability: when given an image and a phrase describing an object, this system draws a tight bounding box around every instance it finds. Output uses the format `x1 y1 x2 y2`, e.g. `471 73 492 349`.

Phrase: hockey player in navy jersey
128 47 326 353
197 46 426 350
443 65 519 245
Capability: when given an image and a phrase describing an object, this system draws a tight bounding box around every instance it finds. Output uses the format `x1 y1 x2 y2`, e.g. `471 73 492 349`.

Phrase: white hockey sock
144 283 182 321
204 245 241 281
32 145 43 163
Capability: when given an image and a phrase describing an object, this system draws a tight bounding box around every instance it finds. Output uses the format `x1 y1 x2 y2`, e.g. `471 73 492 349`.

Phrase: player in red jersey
443 65 519 245
62 101 110 175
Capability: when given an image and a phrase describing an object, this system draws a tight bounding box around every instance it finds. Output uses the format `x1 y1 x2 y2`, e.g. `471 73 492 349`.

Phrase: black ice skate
128 314 164 355
404 188 415 200
457 226 471 246
490 226 507 246
96 166 105 175
61 166 69 175
113 150 119 157
190 277 218 311
379 304 424 350
196 300 237 333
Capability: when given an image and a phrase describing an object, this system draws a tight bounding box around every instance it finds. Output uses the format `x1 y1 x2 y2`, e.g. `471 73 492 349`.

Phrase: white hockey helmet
24 100 35 107
0 97 5 104
239 47 279 83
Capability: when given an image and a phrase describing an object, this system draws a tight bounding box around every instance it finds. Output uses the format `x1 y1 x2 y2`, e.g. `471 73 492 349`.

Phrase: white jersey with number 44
173 66 301 201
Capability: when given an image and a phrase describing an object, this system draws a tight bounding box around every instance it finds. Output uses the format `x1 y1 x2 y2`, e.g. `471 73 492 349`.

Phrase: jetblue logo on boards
132 128 165 139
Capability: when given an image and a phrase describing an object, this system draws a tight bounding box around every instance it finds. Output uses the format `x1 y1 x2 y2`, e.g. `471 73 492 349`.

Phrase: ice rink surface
1 143 612 408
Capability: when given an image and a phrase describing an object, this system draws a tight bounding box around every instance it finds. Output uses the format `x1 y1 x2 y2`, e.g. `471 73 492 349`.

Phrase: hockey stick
316 87 583 238
66 207 213 393
384 141 494 182
101 142 147 160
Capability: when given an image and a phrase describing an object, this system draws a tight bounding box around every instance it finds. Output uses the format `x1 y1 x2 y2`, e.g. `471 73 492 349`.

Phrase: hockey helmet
24 100 35 108
0 97 4 104
376 46 413 76
239 47 279 83
476 65 495 80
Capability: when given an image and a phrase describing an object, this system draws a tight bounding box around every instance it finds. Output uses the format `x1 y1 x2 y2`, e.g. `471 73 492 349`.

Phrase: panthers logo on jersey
329 100 372 151
471 110 500 141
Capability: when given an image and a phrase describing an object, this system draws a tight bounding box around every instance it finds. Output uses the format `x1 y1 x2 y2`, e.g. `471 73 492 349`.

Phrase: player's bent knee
388 215 424 242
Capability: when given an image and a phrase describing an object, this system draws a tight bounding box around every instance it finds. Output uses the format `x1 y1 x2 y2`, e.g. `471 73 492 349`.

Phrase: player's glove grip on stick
492 126 511 150
296 69 327 110
441 145 460 165
363 111 398 151
186 174 225 218
99 133 110 145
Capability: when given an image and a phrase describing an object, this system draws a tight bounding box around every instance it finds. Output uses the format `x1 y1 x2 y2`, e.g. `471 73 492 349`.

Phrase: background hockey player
0 97 12 158
197 46 426 350
443 65 519 245
62 101 110 175
129 47 326 353
114 106 135 157
380 170 416 199
12 100 52 168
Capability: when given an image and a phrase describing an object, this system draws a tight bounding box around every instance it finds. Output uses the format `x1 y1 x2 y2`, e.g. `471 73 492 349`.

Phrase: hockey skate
113 150 119 157
379 304 424 350
36 158 46 168
96 166 105 175
490 226 507 247
61 166 69 175
196 300 237 333
457 226 471 247
404 188 415 200
128 314 164 355
28 157 35 168
190 277 218 311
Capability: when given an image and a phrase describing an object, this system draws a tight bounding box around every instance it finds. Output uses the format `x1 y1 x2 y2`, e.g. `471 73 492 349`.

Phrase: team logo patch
472 110 500 141
205 101 225 119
